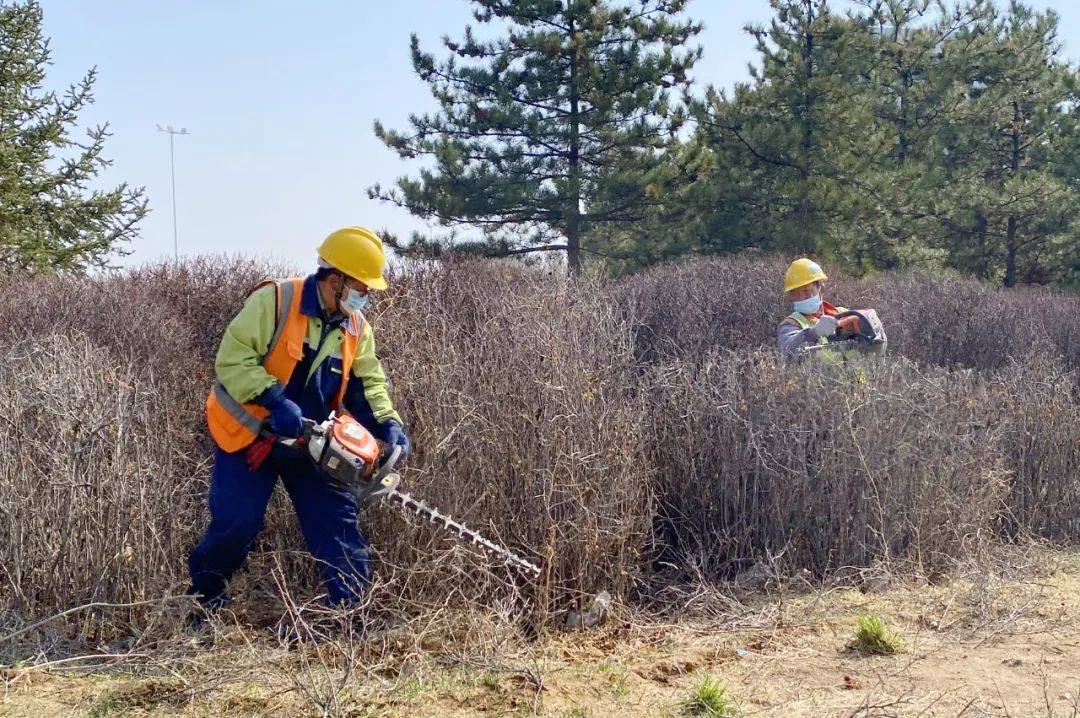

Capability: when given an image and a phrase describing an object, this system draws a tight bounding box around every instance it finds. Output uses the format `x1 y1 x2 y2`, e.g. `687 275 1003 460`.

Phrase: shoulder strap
249 277 305 360
332 311 365 409
786 311 812 329
262 278 307 379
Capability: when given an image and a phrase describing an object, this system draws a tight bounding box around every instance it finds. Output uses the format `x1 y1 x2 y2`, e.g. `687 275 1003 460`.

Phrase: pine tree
580 133 737 274
0 1 147 272
677 0 1077 285
370 0 701 274
691 0 868 261
835 0 962 269
932 1 1077 286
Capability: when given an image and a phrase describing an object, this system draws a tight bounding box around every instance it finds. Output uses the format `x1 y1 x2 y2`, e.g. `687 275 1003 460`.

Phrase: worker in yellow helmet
188 227 409 619
777 258 865 357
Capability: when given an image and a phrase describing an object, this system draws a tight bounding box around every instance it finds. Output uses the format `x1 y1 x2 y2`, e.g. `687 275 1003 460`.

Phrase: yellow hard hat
317 227 388 291
783 258 827 292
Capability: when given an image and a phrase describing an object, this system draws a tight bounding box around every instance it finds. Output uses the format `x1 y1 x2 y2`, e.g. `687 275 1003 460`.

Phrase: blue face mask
793 293 822 314
340 286 370 314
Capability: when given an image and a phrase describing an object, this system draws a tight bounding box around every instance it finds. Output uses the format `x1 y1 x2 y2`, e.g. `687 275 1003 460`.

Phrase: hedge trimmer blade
286 413 541 580
798 336 867 355
386 490 542 578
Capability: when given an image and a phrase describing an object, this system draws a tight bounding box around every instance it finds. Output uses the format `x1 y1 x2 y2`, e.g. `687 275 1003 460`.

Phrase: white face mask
340 286 370 314
793 293 822 314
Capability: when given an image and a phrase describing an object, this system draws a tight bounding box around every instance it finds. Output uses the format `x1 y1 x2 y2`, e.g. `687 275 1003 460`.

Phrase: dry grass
3 546 1080 717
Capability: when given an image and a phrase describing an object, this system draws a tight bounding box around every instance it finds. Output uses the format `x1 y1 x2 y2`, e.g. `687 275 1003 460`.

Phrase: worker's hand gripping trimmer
275 413 541 579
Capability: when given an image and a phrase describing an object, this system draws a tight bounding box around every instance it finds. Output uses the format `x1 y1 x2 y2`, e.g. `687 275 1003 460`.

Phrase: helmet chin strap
316 272 347 318
334 274 348 315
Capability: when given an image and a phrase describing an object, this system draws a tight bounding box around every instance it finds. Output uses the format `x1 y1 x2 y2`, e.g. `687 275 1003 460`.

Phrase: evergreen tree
836 0 962 269
931 1 1077 286
679 0 1077 285
0 1 147 272
579 133 736 274
370 0 701 273
691 0 869 261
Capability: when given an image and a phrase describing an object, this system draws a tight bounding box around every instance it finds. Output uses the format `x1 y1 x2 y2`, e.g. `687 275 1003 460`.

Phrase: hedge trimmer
798 308 888 357
252 414 541 579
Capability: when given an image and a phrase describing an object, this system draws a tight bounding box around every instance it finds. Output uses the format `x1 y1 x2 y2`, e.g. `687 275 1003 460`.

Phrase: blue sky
40 0 1079 270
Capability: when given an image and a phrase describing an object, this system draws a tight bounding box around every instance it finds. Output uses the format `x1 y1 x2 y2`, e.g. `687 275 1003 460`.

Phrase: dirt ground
3 548 1080 718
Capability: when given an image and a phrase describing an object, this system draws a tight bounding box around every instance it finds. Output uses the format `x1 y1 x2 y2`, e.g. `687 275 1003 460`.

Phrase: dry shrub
837 269 1080 372
0 253 1076 646
0 256 282 373
0 333 202 620
992 357 1080 539
646 351 1009 578
0 258 652 634
370 261 651 620
616 253 790 362
619 256 1080 372
0 257 303 636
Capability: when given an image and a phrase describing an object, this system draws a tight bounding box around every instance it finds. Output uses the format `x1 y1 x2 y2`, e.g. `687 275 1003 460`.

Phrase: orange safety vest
205 277 361 452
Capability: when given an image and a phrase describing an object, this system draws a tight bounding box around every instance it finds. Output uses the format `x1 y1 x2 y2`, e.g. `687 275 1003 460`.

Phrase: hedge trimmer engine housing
839 308 887 347
282 413 541 578
305 414 401 504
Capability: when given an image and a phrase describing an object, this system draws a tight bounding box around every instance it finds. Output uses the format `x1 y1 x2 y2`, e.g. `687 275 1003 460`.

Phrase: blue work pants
187 446 371 607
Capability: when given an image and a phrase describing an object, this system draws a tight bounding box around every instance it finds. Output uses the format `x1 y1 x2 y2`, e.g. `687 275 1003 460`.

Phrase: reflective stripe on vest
205 277 362 452
210 380 264 435
267 279 298 361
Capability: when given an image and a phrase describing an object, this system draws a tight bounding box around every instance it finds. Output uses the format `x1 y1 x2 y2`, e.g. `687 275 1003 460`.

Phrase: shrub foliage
0 254 1076 637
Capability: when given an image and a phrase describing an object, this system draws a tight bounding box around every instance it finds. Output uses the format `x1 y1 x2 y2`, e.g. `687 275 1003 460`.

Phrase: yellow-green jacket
215 274 401 431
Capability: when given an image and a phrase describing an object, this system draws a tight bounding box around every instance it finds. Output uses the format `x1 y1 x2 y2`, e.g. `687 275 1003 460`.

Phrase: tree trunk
796 0 816 254
566 13 583 275
1004 101 1023 289
897 63 910 164
974 210 989 277
1004 215 1018 288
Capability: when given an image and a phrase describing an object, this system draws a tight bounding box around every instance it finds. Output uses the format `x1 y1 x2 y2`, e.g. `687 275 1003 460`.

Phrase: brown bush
619 255 1080 371
837 269 1080 372
615 253 790 363
0 253 1076 647
0 258 652 634
366 261 651 621
645 351 1009 579
0 333 202 616
991 357 1080 539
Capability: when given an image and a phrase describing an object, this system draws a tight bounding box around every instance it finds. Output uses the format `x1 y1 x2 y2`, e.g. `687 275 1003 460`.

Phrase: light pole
156 125 189 258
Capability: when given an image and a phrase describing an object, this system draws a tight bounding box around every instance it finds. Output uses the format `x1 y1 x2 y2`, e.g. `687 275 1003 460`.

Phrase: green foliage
370 0 701 273
927 1 1079 286
681 674 736 717
0 1 146 272
87 692 129 718
370 0 1077 286
657 0 1077 286
851 614 904 655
